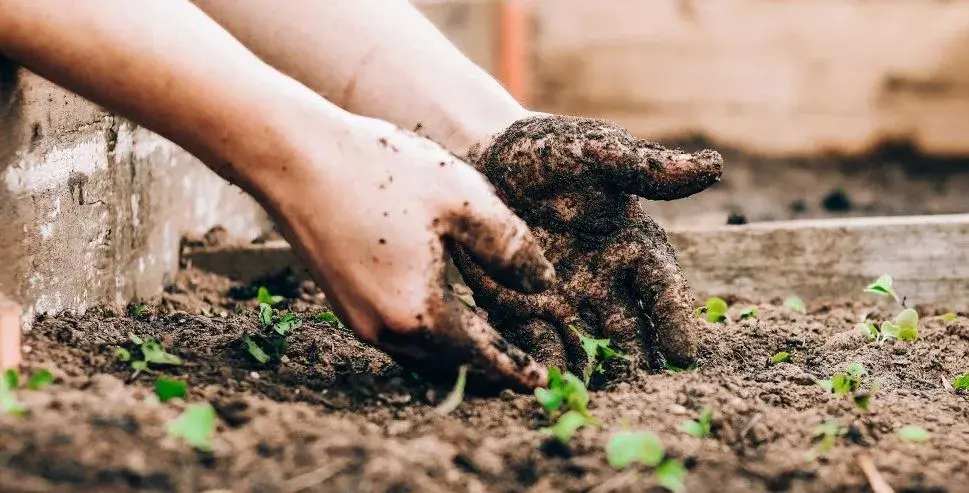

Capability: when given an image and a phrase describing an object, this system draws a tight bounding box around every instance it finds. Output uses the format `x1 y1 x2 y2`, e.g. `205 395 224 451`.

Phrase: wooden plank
0 294 22 370
668 214 969 309
183 214 969 310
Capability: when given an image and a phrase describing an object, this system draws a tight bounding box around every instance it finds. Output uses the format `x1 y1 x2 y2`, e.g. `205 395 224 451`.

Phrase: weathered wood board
184 214 969 310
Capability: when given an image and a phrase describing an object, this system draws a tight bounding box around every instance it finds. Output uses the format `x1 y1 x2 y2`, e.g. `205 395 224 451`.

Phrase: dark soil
3 269 969 492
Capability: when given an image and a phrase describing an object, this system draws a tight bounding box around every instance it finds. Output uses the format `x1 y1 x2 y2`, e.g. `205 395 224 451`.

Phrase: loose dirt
2 269 969 492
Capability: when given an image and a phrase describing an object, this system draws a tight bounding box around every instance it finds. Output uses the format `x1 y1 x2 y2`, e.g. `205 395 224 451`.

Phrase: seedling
129 304 148 318
117 333 182 377
696 297 729 323
897 425 930 442
784 296 806 314
571 326 629 383
817 362 880 411
244 304 303 363
739 307 758 320
155 377 188 403
168 403 217 451
606 430 686 493
864 274 902 305
315 310 345 328
535 368 598 444
256 286 284 306
1 368 55 416
770 352 791 364
433 365 467 415
940 312 958 324
805 421 847 461
879 308 919 342
679 407 713 438
952 373 969 390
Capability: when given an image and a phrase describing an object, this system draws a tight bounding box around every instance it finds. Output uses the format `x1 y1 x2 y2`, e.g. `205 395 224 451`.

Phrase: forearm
193 0 528 158
0 0 344 195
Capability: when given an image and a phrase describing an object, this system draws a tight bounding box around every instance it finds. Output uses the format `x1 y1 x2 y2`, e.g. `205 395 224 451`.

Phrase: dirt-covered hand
264 115 555 390
458 114 723 375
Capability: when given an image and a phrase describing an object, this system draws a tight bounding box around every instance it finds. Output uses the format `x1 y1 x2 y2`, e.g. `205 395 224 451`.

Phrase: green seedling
273 312 302 335
855 321 879 340
817 362 879 410
535 367 591 417
433 365 467 415
664 362 699 373
606 430 686 493
315 310 345 328
739 307 758 320
940 312 958 324
168 403 217 451
952 373 969 390
696 297 729 323
256 286 284 306
679 407 713 438
607 430 664 469
120 333 182 377
541 410 596 444
864 274 902 305
770 351 791 364
26 369 54 391
805 421 847 461
0 369 25 416
129 304 147 318
571 326 629 383
242 334 271 364
155 377 188 403
258 303 274 326
784 296 806 314
879 308 919 342
897 425 930 442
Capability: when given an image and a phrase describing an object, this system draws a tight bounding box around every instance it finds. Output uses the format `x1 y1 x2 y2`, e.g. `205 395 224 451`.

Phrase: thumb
610 142 723 201
443 168 555 294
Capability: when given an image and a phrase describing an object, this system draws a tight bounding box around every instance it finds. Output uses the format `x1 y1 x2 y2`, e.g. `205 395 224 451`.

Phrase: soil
2 268 969 493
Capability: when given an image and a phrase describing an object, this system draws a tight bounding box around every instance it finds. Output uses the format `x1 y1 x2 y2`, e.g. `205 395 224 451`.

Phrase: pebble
249 371 260 380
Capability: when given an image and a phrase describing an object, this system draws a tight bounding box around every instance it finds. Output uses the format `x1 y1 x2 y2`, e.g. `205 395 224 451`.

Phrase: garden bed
2 268 968 492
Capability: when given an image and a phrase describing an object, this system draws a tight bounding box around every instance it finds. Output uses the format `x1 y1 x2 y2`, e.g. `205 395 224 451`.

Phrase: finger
596 299 647 370
444 170 555 294
617 143 723 201
633 242 701 367
377 293 548 392
507 318 567 371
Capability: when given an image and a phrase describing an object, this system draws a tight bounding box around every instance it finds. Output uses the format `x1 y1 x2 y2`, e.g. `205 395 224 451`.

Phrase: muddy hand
266 115 555 391
459 114 722 374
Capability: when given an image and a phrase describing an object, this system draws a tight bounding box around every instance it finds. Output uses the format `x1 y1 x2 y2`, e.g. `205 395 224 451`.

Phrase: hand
260 114 555 390
458 114 723 375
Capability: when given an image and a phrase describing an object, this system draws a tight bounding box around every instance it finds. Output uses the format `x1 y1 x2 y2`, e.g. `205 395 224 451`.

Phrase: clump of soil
3 269 969 492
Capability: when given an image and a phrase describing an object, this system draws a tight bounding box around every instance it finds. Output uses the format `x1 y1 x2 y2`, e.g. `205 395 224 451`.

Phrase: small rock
499 389 516 401
668 404 689 415
249 371 260 380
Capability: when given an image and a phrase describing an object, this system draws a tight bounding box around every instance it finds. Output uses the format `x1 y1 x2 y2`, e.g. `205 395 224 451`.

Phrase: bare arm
193 0 528 158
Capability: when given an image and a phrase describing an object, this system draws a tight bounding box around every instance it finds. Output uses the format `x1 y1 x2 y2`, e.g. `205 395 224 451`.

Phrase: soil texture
2 269 969 492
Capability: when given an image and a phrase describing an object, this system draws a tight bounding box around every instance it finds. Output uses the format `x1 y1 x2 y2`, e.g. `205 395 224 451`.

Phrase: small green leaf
739 307 758 320
257 286 284 306
679 407 713 438
535 387 564 415
258 303 274 326
242 335 270 364
894 308 919 341
433 365 467 415
273 312 302 336
129 333 144 346
26 369 54 390
940 312 958 324
701 297 729 323
864 274 896 298
115 346 131 362
541 410 593 444
952 373 969 390
807 421 845 460
897 425 930 442
654 459 687 493
141 340 182 366
571 326 628 383
168 403 217 451
664 362 699 373
846 361 867 378
816 379 834 393
563 372 591 417
0 372 25 417
155 377 188 403
855 322 878 340
131 360 148 372
784 296 806 314
770 351 791 364
606 430 664 469
315 310 345 328
3 369 18 390
130 304 147 318
880 321 901 340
